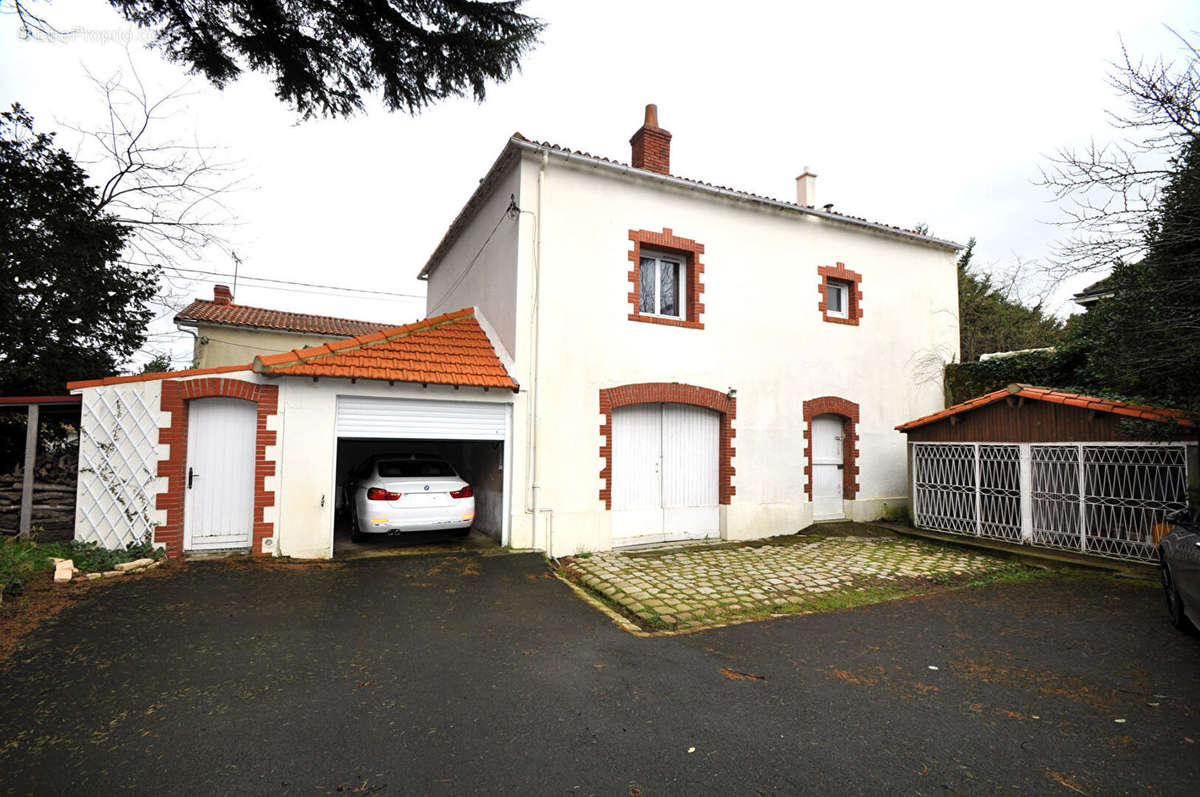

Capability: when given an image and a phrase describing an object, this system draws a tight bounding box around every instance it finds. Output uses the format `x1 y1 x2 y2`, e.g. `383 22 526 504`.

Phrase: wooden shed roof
897 384 1192 433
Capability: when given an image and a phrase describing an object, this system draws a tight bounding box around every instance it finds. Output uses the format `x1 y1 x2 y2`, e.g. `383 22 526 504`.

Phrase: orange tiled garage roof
176 298 392 338
252 308 517 389
895 383 1191 431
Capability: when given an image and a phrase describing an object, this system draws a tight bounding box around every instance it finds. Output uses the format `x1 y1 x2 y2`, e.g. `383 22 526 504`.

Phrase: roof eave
507 138 963 252
419 134 961 283
253 370 517 392
896 383 1194 431
67 363 255 391
418 142 522 282
1072 291 1114 305
176 317 382 339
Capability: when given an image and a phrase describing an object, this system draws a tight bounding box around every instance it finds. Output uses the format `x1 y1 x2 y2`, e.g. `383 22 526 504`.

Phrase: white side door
611 404 664 545
184 397 256 551
811 414 845 521
662 404 720 541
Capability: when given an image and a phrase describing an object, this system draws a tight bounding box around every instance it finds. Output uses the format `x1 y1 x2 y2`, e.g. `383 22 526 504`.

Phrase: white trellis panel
75 381 164 550
914 441 1190 563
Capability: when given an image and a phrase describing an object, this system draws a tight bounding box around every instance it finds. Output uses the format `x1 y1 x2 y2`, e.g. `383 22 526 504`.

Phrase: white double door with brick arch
184 397 257 551
611 403 720 547
811 414 846 520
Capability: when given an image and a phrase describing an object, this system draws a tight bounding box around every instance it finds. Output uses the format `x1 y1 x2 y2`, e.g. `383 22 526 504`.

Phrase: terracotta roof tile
253 308 517 390
896 384 1192 431
68 309 515 392
175 299 392 337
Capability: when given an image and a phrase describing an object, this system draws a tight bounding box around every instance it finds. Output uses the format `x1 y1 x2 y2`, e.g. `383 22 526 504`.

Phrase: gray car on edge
1159 508 1200 631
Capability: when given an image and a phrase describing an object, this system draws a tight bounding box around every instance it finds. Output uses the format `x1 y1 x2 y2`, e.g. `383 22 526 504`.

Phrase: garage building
68 308 516 559
897 383 1197 563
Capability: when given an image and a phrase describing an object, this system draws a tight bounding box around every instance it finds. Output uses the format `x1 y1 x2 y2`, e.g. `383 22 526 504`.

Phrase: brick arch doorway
599 383 736 547
802 397 860 521
158 378 278 558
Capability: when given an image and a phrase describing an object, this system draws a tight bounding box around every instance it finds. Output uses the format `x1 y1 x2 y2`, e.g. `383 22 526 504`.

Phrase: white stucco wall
495 150 958 555
423 159 524 361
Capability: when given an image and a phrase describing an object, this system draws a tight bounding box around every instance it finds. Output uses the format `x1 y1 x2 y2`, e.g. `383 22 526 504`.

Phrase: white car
347 456 474 541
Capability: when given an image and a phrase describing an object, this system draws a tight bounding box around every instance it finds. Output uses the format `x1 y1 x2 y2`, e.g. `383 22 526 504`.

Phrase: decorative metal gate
913 442 1190 563
980 445 1022 542
912 443 1021 543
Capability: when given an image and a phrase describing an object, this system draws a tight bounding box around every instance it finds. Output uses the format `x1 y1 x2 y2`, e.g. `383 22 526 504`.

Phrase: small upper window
817 262 863 325
825 279 849 319
638 252 685 318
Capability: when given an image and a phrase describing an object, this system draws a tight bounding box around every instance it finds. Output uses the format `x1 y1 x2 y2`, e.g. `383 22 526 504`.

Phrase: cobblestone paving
566 535 1019 631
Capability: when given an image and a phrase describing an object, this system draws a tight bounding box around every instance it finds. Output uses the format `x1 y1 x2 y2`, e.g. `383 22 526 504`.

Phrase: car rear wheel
1162 562 1191 630
351 511 368 543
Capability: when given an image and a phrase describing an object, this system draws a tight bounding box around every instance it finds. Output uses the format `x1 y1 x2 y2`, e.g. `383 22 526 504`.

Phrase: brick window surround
802 396 860 500
599 383 735 509
157 378 278 558
627 228 705 329
817 262 863 325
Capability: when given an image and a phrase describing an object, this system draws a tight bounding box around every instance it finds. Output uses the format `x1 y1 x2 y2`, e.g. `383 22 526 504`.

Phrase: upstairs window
627 228 705 329
824 279 850 319
639 252 685 318
817 262 863 325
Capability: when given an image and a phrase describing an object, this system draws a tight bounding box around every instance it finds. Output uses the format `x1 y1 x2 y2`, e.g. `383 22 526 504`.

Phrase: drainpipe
529 150 549 555
175 324 201 368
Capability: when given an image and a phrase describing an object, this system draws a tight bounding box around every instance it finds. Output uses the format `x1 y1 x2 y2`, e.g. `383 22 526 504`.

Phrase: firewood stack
0 453 77 540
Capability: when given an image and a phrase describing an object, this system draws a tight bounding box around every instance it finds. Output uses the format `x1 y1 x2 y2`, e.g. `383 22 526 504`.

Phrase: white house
419 105 961 554
69 105 960 559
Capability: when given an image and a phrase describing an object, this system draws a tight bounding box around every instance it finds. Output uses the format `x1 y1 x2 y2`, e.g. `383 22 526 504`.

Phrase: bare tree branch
58 56 247 317
3 0 62 39
1038 27 1200 277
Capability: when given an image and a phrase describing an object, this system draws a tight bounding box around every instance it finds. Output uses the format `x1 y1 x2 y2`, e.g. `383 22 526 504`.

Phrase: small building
174 285 394 369
896 384 1197 563
69 308 517 559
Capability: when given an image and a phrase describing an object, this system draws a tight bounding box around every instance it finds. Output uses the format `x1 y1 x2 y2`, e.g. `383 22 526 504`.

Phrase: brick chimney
795 167 817 207
213 284 233 305
630 104 672 175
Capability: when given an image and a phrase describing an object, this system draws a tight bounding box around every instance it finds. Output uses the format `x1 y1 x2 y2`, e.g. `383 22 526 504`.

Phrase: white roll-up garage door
336 397 507 440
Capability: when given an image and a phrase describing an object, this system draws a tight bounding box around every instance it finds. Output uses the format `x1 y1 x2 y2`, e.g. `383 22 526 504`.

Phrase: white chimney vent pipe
795 167 817 207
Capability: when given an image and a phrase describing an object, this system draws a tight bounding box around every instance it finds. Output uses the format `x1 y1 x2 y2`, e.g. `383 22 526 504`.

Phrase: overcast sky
4 0 1199 368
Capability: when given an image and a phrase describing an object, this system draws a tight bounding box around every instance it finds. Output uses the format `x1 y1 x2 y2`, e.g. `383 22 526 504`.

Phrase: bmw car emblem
423 485 430 491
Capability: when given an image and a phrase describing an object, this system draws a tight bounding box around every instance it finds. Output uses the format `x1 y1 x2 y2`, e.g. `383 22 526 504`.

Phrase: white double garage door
611 403 720 548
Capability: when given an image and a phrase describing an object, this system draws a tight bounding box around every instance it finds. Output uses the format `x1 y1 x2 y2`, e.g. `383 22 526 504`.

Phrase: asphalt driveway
0 551 1196 795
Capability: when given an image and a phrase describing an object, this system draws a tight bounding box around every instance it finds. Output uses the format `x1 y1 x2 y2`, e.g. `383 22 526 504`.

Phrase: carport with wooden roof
896 384 1197 563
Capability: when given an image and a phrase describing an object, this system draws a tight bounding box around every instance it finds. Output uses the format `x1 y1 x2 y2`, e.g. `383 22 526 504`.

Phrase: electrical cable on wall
426 206 513 314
